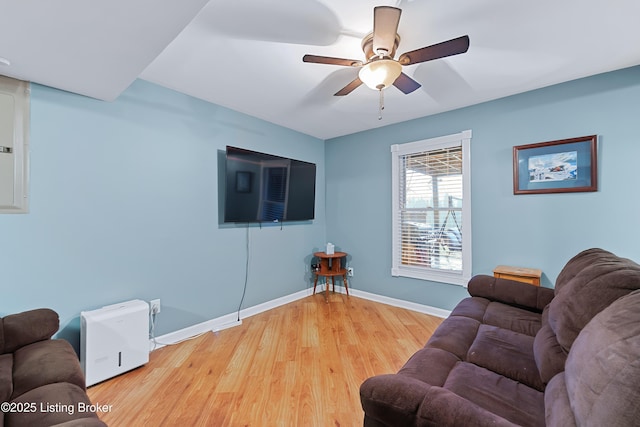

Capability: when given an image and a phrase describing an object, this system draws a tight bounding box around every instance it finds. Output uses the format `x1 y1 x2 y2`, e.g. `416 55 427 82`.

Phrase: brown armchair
1 308 106 427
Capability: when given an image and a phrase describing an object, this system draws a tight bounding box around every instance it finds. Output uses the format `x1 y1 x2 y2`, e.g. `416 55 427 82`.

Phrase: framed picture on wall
513 135 598 195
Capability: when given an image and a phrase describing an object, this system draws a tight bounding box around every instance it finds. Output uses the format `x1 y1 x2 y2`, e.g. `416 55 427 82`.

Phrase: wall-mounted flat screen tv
224 146 316 223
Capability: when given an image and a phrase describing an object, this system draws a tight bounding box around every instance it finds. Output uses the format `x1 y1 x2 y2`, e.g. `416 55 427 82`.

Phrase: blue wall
0 80 326 347
2 66 639 346
325 66 640 310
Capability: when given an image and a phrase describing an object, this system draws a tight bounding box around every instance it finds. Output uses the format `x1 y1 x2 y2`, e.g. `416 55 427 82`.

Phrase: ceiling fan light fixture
358 59 402 91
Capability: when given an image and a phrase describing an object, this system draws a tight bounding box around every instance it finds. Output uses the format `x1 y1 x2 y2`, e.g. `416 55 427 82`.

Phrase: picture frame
513 135 597 195
236 171 252 193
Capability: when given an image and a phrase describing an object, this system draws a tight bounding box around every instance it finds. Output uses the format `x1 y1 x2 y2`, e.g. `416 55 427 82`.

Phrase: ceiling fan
303 6 470 97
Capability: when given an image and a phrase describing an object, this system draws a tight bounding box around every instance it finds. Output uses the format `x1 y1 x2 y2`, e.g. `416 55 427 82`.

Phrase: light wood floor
87 293 443 426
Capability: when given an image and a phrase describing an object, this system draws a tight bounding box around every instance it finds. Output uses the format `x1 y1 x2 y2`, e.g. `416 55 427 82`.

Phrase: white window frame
391 130 472 286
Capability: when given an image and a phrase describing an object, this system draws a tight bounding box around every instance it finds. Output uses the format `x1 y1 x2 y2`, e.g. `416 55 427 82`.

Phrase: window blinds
398 146 463 272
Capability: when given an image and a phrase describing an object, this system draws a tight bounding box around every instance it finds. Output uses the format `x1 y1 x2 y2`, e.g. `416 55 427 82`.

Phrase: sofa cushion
467 325 543 391
424 315 480 360
548 248 640 352
6 383 105 427
483 302 543 337
0 353 13 403
415 387 522 427
533 323 566 385
443 362 544 427
563 289 640 426
12 340 85 400
1 309 59 354
543 373 576 427
398 347 460 387
451 297 544 337
449 296 489 323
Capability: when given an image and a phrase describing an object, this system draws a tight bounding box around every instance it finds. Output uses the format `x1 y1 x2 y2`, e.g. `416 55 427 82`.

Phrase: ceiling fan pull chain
378 88 385 120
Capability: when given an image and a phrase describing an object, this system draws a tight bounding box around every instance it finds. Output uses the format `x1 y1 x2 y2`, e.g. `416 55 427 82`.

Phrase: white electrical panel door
81 300 149 387
0 76 29 213
0 92 15 206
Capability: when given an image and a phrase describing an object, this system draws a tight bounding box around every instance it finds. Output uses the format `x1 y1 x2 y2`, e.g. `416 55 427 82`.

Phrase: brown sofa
360 248 640 426
1 308 106 427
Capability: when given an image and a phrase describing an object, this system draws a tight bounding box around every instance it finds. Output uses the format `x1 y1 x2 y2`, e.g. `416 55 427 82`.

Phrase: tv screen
224 146 316 223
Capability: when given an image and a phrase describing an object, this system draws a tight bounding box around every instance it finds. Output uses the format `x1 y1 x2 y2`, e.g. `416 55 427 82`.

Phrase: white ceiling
1 0 639 140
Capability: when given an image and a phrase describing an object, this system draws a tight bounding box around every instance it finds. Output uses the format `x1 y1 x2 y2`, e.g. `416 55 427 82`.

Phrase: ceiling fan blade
373 6 401 56
393 72 421 94
303 55 362 67
334 77 363 96
399 35 470 66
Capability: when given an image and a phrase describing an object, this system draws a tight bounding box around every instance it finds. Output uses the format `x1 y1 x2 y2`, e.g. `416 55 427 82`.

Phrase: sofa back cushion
563 289 640 426
533 307 567 385
553 248 602 293
547 248 640 352
1 309 59 354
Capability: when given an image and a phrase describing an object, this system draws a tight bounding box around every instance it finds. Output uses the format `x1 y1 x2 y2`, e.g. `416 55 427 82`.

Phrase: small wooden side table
493 265 542 286
313 251 349 301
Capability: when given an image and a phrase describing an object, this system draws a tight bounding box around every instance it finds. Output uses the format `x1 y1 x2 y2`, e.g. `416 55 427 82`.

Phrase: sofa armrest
468 275 555 312
361 374 519 427
2 308 59 354
361 374 430 426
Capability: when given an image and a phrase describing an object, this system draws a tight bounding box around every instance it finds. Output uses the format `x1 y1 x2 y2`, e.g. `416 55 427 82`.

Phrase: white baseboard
149 285 450 351
149 315 243 351
329 284 452 319
149 288 314 350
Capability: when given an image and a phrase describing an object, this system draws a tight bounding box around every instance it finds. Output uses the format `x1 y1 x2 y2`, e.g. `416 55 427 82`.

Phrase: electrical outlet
347 267 354 277
150 299 161 314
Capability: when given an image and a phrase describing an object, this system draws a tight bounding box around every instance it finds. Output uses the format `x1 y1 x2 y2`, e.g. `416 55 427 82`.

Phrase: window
391 130 472 286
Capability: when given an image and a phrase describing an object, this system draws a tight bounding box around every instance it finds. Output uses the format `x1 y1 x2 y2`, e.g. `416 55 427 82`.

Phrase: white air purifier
81 299 149 386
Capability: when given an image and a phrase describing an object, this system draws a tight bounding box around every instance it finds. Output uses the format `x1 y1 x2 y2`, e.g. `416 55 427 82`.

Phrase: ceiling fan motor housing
361 32 401 60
